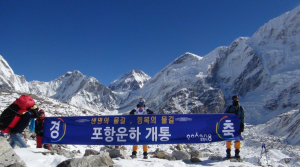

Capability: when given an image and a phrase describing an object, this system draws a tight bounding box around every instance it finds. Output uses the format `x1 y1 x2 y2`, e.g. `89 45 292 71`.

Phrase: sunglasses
140 101 145 103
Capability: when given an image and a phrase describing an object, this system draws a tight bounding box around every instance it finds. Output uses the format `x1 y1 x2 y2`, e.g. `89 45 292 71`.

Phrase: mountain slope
117 52 226 114
29 71 119 113
0 55 29 93
109 70 150 92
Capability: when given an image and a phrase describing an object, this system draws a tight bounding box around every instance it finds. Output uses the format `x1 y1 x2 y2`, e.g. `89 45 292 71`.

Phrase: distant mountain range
1 5 300 125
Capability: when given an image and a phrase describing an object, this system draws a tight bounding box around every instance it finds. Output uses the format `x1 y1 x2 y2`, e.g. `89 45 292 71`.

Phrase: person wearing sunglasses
129 97 154 159
224 95 245 159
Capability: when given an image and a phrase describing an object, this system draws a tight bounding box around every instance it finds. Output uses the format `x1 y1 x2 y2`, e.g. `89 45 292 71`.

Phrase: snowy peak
109 70 151 92
0 55 15 82
0 55 29 92
58 70 84 82
63 70 83 78
249 5 300 74
147 52 207 87
172 52 202 65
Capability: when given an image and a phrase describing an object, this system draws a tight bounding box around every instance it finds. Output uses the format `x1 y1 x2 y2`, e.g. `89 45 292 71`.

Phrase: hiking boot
235 149 240 159
143 152 148 159
43 144 51 150
131 151 137 159
226 149 231 158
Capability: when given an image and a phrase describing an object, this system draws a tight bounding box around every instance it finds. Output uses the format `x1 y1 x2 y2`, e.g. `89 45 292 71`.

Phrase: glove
240 124 244 132
235 110 239 115
146 109 154 114
30 108 40 117
129 109 136 115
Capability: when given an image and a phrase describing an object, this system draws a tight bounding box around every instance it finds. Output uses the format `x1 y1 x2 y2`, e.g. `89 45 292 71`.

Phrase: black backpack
0 104 21 130
228 105 239 115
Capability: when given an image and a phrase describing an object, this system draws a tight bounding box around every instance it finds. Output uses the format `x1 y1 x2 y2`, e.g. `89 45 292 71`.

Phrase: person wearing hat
224 95 245 159
129 98 154 159
9 101 40 148
35 109 51 150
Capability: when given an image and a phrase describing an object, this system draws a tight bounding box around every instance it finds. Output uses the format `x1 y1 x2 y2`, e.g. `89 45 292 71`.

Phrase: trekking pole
261 143 271 166
259 143 264 165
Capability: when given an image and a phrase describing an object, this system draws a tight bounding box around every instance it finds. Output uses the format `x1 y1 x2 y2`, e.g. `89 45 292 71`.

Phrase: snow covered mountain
29 71 119 113
108 70 151 92
118 5 300 125
0 55 30 93
117 52 226 115
252 109 300 145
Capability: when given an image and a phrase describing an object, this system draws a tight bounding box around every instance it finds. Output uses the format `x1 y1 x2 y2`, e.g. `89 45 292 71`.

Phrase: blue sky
1 0 299 86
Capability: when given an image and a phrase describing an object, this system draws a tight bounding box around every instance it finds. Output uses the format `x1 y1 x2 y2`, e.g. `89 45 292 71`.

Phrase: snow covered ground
14 141 258 167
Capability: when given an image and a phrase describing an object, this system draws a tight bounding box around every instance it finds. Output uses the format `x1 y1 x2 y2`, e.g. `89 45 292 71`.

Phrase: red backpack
0 95 35 133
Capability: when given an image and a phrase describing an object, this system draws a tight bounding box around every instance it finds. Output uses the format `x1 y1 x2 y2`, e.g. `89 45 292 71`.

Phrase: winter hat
38 109 45 119
139 98 146 103
13 95 35 110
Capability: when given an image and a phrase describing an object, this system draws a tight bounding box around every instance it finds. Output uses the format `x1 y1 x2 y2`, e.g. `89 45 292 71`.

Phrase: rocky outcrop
83 149 99 156
0 136 27 167
51 145 77 158
171 150 190 160
57 152 114 167
100 146 127 159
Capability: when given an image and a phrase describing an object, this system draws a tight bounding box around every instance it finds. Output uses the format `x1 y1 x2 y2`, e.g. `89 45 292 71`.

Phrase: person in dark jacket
9 104 40 148
130 98 154 159
35 109 51 150
0 95 36 133
224 95 245 158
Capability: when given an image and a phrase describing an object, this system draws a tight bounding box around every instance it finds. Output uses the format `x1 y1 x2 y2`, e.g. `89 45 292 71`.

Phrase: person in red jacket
0 95 36 133
35 109 50 150
8 95 40 148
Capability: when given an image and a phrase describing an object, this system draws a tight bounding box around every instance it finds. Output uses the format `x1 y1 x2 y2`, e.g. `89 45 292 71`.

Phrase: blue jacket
224 105 245 125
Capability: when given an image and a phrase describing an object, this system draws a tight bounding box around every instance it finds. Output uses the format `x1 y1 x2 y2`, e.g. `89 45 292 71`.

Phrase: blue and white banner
42 114 243 145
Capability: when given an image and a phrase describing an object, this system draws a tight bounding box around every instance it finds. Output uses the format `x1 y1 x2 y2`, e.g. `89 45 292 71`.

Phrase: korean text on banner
42 114 243 145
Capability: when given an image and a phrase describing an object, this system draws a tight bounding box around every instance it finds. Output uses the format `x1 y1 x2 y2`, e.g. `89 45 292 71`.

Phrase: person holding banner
224 95 245 159
129 98 154 159
35 109 51 150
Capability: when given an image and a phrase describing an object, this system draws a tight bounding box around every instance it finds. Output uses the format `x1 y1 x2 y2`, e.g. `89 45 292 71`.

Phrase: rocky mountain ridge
108 69 151 92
